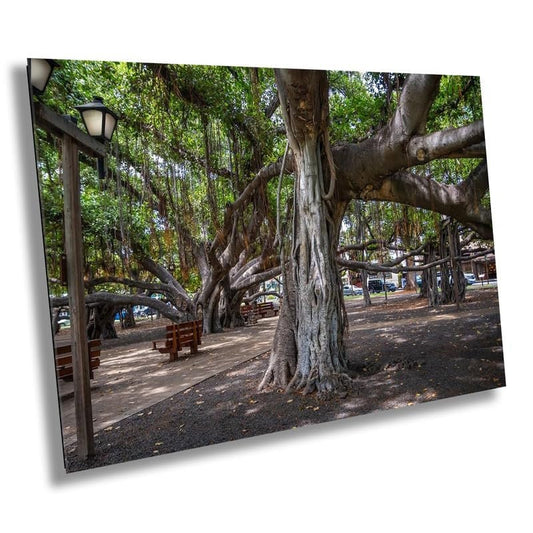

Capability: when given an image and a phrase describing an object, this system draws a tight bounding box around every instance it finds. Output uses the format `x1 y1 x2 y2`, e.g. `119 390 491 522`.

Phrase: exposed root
286 368 354 398
258 353 295 391
347 357 426 377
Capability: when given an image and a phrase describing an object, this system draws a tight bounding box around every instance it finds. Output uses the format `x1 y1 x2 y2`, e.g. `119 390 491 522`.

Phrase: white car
464 273 476 285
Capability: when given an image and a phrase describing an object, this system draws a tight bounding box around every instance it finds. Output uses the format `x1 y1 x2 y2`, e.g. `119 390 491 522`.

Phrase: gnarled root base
258 311 297 391
287 368 354 398
258 358 294 391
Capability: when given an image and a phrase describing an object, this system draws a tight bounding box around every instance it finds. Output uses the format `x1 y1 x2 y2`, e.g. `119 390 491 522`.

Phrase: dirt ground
64 287 505 473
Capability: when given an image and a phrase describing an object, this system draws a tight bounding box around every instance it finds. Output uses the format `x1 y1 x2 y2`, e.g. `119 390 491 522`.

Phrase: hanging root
321 132 337 201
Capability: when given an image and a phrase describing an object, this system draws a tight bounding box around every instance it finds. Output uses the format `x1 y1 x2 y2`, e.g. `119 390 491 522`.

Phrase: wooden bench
240 304 258 325
152 320 202 362
257 301 279 318
54 339 101 381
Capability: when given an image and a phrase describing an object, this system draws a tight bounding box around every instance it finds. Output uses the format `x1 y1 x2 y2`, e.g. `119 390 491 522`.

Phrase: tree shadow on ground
65 288 504 473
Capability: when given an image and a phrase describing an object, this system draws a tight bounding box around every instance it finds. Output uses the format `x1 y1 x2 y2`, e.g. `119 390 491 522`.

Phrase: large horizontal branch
331 76 486 229
50 292 191 322
86 276 170 295
338 247 494 274
339 243 426 272
125 236 195 314
338 256 448 274
360 160 493 239
406 120 485 164
338 239 402 254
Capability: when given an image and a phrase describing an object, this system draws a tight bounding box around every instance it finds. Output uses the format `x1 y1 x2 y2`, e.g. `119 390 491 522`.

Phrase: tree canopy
33 60 492 392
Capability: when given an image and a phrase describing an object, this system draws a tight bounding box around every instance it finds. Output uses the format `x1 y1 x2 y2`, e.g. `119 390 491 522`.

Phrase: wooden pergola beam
33 101 106 158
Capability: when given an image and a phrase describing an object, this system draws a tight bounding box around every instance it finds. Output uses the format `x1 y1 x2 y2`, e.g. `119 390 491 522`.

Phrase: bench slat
54 340 101 380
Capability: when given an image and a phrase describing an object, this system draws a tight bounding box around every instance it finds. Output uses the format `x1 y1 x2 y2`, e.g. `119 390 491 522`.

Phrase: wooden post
33 102 106 459
62 134 94 458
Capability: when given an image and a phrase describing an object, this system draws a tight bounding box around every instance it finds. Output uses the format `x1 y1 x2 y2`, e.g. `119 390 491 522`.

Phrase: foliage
34 62 487 303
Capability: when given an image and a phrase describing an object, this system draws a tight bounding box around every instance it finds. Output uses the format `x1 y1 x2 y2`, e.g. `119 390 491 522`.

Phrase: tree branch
86 276 170 295
50 292 191 322
406 120 485 164
359 160 493 239
232 265 283 292
389 74 442 137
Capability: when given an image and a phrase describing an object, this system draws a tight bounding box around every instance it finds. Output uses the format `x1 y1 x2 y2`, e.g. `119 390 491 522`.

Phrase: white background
2 2 531 531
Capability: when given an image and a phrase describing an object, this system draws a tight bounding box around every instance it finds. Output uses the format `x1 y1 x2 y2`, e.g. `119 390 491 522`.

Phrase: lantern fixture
75 96 118 142
30 58 59 95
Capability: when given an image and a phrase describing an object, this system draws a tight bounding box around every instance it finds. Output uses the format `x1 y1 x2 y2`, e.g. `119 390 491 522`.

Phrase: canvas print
28 59 505 473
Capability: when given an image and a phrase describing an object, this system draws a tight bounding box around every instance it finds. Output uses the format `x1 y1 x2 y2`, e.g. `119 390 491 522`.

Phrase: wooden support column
62 134 94 458
33 102 107 460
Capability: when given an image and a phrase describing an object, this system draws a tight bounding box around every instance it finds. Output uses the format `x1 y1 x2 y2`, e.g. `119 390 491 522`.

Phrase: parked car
368 279 384 293
464 273 476 285
343 285 354 296
385 281 397 292
343 285 363 296
134 306 157 318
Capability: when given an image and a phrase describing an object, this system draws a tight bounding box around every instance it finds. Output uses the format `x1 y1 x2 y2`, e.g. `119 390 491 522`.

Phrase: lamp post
75 97 118 142
28 60 118 459
29 58 59 95
76 97 118 178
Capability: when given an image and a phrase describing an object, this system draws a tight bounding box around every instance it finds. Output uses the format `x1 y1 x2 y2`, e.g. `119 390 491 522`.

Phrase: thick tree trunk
404 256 417 291
202 285 223 334
119 305 136 329
87 302 117 340
261 69 350 394
289 140 347 393
439 218 466 305
421 244 440 307
220 279 247 329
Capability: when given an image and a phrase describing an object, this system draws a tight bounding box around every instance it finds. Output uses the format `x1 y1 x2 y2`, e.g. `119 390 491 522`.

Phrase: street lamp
28 65 118 459
76 97 118 178
29 58 59 95
75 96 118 142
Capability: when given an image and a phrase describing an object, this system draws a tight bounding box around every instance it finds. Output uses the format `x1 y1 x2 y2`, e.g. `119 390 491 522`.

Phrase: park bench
256 301 278 318
54 339 101 381
152 319 202 362
240 304 258 325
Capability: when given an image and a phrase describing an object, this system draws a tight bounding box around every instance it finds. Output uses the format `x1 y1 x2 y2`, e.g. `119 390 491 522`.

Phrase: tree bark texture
87 302 118 340
267 69 349 394
439 218 466 305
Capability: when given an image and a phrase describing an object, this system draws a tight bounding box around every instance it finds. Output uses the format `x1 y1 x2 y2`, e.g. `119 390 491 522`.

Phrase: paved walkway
58 316 278 447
